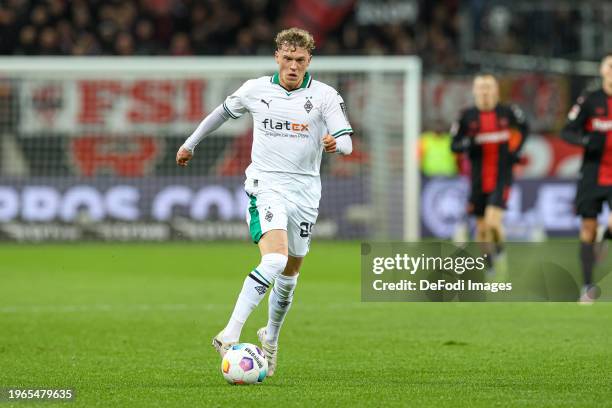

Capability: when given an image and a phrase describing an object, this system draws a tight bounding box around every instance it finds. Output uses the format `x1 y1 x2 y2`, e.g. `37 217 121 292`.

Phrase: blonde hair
275 27 315 54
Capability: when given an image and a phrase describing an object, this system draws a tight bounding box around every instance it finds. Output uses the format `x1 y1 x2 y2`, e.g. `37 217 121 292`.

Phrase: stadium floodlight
0 56 421 241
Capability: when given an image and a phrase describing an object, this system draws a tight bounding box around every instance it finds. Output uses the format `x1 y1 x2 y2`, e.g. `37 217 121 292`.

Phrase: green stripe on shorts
248 195 263 243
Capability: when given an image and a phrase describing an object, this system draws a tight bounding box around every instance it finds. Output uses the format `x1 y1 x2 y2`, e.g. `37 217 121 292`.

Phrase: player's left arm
322 90 353 155
560 94 603 152
508 104 530 159
450 111 470 153
322 134 352 154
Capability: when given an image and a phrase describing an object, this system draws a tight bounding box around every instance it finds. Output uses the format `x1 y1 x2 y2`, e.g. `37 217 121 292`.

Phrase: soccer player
176 28 353 376
561 53 612 304
450 74 529 274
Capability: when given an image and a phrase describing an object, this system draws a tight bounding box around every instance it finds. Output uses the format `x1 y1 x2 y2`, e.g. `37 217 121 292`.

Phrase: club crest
304 98 313 113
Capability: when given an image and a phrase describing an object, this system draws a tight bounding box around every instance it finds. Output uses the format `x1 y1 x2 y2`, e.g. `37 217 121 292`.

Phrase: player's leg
596 208 612 261
605 213 612 240
471 189 488 241
487 185 510 253
579 218 598 302
265 204 316 345
576 192 601 303
213 192 289 356
258 255 302 376
471 191 494 270
483 184 510 279
258 203 317 376
475 217 488 241
601 213 612 244
483 204 508 280
475 215 495 271
484 205 505 252
264 256 302 342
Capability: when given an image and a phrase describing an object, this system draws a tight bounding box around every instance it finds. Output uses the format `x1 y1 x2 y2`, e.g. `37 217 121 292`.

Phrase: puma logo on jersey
260 99 271 108
262 118 309 131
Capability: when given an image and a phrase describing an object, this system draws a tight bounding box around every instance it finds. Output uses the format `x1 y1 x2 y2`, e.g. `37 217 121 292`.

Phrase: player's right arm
561 93 603 152
450 111 470 153
177 80 252 167
176 106 230 166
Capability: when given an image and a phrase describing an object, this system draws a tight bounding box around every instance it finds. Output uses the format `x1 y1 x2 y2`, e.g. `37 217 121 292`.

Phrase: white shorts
244 178 318 257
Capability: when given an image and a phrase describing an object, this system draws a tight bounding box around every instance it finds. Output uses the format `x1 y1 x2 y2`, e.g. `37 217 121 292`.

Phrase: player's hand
463 137 475 151
322 134 336 153
176 146 193 167
583 134 605 153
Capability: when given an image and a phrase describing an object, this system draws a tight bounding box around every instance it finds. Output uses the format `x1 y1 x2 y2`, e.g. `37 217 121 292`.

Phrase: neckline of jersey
271 72 312 94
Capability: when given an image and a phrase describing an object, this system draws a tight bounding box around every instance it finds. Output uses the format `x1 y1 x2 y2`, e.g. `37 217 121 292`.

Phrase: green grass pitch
1 241 611 407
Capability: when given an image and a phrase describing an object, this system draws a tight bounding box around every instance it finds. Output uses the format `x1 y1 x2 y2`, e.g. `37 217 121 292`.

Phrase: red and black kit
451 104 529 216
561 89 612 217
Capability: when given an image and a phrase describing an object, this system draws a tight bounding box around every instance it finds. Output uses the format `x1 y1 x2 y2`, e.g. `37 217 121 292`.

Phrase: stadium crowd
0 1 593 70
0 0 462 72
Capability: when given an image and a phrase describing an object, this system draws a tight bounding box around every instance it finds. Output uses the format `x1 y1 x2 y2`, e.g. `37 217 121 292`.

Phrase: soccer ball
221 343 268 384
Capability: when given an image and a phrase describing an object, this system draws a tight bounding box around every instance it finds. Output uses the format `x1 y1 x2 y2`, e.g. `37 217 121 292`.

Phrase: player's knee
487 219 502 235
580 227 597 243
580 232 596 243
484 215 500 230
476 230 487 242
260 253 288 281
475 224 487 241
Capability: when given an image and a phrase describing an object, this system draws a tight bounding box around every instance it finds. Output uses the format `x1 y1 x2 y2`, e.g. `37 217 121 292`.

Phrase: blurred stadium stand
0 1 458 65
1 1 610 69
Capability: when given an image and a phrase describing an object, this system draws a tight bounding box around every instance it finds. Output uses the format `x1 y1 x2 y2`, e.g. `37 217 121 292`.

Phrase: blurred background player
561 53 612 304
176 28 353 376
450 74 529 276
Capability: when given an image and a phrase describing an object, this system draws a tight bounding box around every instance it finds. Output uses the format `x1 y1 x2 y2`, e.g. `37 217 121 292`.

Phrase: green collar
271 72 312 92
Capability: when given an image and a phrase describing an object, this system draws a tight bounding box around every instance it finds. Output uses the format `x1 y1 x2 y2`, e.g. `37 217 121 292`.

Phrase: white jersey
223 72 353 208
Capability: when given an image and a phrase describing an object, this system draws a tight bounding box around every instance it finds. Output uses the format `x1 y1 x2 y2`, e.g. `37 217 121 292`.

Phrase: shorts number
299 222 313 238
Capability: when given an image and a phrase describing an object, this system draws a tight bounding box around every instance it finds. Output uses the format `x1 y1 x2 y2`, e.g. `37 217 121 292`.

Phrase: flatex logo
262 118 309 132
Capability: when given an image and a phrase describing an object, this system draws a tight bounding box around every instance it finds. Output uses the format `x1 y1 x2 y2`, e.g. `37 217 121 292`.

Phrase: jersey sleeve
508 104 529 154
323 90 353 138
222 80 252 119
450 111 470 153
560 94 591 147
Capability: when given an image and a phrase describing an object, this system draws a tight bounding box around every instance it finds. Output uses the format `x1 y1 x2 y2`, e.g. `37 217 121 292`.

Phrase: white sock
265 273 298 345
222 253 287 343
